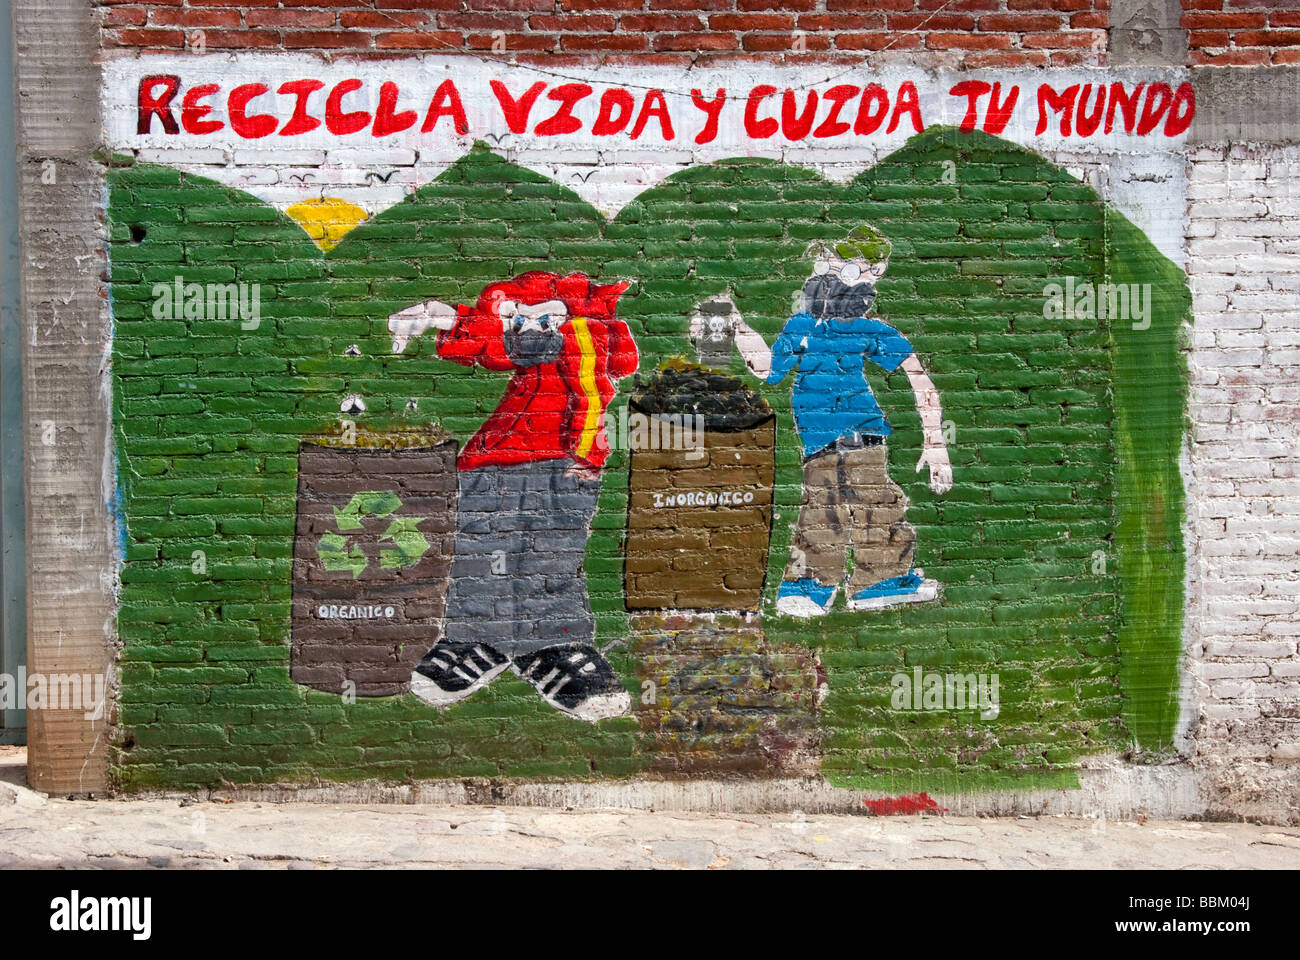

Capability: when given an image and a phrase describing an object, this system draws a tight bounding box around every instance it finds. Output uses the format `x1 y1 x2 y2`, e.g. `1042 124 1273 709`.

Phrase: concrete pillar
11 0 114 794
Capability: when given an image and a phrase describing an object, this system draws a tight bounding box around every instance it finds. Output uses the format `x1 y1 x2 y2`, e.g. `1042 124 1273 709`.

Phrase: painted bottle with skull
695 298 738 368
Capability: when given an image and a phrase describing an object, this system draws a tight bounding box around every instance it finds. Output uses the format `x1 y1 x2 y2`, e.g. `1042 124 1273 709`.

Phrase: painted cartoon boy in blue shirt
694 226 952 617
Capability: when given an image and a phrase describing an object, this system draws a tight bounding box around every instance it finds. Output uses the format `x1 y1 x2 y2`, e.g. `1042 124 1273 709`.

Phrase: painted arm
901 352 953 495
388 299 457 354
389 299 513 370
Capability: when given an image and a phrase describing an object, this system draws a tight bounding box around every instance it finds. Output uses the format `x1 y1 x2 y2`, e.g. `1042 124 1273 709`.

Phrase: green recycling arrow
316 532 367 578
380 516 430 570
333 490 402 531
314 490 431 578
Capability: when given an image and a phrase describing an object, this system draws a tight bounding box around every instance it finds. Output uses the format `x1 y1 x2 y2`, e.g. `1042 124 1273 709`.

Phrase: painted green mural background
107 127 1188 791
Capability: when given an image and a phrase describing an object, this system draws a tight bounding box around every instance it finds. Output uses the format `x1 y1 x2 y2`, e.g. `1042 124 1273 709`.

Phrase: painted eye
513 316 525 328
839 262 862 284
537 315 550 327
813 260 831 275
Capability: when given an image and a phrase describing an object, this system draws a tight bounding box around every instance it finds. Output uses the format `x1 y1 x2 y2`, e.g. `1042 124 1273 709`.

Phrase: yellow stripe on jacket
570 316 602 460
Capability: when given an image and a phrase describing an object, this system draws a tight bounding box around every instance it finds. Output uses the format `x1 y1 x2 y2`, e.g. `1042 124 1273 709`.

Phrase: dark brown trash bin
291 431 458 697
624 364 776 611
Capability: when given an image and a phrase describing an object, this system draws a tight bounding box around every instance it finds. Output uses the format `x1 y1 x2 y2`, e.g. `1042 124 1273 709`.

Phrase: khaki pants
785 443 915 593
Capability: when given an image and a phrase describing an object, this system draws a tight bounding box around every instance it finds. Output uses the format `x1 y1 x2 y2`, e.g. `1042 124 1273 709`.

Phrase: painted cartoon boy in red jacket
389 272 638 721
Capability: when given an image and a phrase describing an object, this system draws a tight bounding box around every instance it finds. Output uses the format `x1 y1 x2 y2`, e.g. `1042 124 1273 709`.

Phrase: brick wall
106 129 1189 789
61 0 1299 818
98 0 1112 67
1187 144 1300 788
1183 1 1300 66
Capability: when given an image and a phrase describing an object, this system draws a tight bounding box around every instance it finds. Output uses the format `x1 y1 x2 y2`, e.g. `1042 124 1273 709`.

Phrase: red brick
918 0 998 9
653 32 739 51
198 28 283 47
889 12 977 30
1181 11 1267 29
709 13 795 30
247 10 338 28
560 33 650 50
977 13 1063 31
148 9 241 27
563 0 643 10
1070 11 1108 29
372 0 460 10
470 32 557 51
1233 29 1300 46
622 14 703 31
796 13 887 30
1188 30 1231 47
741 33 831 51
1272 12 1300 28
187 0 279 7
104 27 185 47
530 14 617 30
373 30 464 49
1008 0 1090 10
836 32 923 50
455 0 553 10
744 0 820 10
99 0 179 5
339 11 430 28
438 12 527 29
965 49 1051 67
1182 0 1225 9
650 0 729 8
826 0 909 9
1022 30 1104 48
1272 47 1300 63
104 7 147 28
281 30 377 48
926 31 1013 49
1049 49 1100 65
1189 47 1271 64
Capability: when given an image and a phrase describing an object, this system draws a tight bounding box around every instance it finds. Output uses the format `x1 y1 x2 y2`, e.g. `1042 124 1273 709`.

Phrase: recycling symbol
315 490 430 578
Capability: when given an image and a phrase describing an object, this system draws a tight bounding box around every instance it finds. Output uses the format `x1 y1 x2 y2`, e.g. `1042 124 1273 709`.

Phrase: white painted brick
1203 640 1297 659
1188 199 1269 219
1201 703 1262 721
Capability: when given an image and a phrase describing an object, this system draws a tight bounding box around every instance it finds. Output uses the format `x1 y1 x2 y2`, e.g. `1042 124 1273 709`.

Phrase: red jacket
436 307 639 471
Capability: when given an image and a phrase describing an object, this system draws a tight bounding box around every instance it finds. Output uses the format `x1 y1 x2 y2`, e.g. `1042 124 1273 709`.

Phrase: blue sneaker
847 569 939 611
776 578 838 618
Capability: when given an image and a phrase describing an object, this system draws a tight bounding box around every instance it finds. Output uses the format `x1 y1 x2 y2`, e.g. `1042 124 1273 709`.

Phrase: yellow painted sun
285 198 370 251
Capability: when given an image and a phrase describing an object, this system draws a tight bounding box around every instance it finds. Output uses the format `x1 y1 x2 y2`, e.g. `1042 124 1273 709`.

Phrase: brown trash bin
290 429 458 697
624 365 776 611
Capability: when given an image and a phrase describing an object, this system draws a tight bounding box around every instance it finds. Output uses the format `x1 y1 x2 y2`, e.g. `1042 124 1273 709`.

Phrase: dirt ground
1 747 1296 869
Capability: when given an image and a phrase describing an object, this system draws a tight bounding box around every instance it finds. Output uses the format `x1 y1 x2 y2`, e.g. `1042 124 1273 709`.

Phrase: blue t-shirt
765 312 913 457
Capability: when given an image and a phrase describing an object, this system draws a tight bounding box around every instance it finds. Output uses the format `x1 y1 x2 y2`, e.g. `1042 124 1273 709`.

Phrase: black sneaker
410 642 510 707
511 644 631 722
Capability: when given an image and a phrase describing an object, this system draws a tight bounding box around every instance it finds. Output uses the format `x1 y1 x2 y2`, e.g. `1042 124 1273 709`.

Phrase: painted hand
565 460 603 484
917 443 953 495
388 299 457 354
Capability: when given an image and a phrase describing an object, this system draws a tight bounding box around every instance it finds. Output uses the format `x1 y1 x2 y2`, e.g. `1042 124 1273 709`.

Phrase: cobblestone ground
1 750 1296 869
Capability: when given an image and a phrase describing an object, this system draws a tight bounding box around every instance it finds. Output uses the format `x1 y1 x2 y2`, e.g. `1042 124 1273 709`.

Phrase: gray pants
438 459 601 657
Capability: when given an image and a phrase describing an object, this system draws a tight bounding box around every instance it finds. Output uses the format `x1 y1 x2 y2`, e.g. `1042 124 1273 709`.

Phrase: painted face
803 256 884 320
499 298 567 367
